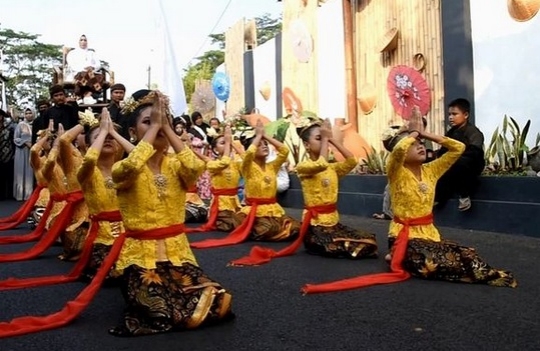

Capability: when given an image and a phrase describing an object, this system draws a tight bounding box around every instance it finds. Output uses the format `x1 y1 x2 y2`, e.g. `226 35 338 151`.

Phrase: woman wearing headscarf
188 111 212 201
13 108 35 201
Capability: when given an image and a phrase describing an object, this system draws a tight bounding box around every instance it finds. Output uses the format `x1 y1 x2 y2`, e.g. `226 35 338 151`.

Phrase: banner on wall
252 38 278 119
157 0 188 117
317 0 345 121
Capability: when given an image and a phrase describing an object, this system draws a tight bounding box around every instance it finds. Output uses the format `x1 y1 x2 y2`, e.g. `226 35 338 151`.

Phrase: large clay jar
331 118 370 161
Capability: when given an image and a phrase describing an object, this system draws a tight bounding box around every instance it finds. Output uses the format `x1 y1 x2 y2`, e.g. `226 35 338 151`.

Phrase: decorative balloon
212 72 231 102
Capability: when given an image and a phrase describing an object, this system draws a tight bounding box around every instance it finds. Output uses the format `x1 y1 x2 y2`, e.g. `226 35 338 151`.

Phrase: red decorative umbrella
387 65 431 120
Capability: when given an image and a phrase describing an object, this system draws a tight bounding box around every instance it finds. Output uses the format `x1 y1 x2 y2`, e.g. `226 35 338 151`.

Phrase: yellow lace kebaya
58 133 88 232
207 155 242 211
77 147 123 245
387 136 465 241
112 141 204 271
296 156 358 226
30 144 50 207
41 147 67 196
240 144 289 217
40 147 68 228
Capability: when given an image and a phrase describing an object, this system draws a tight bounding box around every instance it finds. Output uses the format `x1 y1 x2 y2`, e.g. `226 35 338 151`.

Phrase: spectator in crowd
108 83 126 124
31 99 51 144
0 109 15 200
13 107 35 200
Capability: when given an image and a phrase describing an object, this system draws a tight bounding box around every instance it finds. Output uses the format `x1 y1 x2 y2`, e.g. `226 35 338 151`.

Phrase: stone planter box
278 174 540 238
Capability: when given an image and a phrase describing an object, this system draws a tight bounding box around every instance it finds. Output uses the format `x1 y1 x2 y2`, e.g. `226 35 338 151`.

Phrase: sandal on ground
372 213 391 220
458 197 472 211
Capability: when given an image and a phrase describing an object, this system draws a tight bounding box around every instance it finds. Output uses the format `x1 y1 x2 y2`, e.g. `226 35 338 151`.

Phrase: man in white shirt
65 34 101 81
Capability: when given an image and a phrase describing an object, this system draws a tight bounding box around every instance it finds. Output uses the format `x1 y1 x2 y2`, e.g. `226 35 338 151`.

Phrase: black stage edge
278 174 540 238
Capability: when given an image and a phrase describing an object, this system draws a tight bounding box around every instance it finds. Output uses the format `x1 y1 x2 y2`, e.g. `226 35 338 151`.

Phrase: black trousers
435 161 481 204
0 160 14 200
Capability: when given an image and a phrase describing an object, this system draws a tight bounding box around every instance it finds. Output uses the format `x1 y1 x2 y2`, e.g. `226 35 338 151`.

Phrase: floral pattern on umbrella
387 65 431 120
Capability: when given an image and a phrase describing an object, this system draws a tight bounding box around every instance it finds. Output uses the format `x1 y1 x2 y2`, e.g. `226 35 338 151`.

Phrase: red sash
0 223 186 338
0 190 84 263
186 187 239 233
230 203 337 266
0 211 122 291
302 213 434 294
0 185 45 230
0 195 54 245
190 197 276 249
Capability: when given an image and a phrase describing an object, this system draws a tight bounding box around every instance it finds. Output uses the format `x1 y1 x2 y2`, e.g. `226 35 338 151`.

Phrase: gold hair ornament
297 115 322 137
78 109 99 128
120 91 172 116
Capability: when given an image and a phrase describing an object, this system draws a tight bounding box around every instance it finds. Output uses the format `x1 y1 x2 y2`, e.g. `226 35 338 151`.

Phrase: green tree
183 61 214 105
183 13 282 104
207 13 282 48
254 13 282 46
0 26 62 106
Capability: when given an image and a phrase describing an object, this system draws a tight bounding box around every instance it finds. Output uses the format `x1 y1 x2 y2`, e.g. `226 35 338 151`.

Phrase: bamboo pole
342 0 358 132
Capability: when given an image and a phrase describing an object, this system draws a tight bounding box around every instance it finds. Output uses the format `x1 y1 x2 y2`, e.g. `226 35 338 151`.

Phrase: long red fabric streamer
190 197 276 249
0 211 122 291
230 203 337 266
301 213 434 294
0 191 84 263
186 187 239 233
0 196 54 245
0 223 186 338
0 185 45 229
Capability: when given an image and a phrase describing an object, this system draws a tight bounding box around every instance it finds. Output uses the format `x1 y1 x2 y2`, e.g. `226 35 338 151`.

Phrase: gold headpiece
78 109 99 128
381 125 409 152
381 126 402 141
120 90 172 116
296 115 322 137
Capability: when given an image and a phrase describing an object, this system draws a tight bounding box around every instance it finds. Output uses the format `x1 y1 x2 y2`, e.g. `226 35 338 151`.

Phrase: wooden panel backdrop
281 0 320 114
225 19 246 116
354 0 445 149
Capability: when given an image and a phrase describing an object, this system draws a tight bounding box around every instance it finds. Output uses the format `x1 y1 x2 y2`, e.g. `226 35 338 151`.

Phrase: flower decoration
121 96 138 115
139 269 163 286
78 109 100 128
381 125 409 152
295 112 322 137
224 112 256 140
381 126 401 142
296 114 321 129
206 127 220 138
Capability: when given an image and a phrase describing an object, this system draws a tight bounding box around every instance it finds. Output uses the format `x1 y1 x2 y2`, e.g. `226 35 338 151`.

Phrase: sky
0 0 282 98
470 0 540 145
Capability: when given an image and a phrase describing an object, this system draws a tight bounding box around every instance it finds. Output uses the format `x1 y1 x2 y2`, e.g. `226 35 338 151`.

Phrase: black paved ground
0 200 538 351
